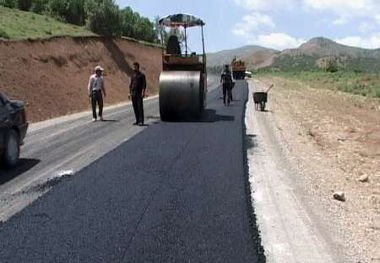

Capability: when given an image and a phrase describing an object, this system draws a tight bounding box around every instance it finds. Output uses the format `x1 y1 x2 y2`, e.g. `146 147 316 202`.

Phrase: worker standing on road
88 65 107 122
220 64 233 106
129 62 147 126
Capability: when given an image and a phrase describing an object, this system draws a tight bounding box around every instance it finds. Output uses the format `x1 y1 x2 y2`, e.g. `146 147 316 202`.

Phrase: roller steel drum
159 71 205 120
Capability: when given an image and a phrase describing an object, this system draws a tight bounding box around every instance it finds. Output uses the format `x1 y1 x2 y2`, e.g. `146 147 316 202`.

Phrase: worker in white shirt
88 65 107 121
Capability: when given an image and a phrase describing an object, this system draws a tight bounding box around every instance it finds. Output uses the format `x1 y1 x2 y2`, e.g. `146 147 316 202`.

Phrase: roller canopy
159 14 205 27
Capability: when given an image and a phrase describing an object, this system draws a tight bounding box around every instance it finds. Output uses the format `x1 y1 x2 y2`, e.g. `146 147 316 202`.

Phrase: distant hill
292 37 380 58
208 37 380 73
207 45 279 69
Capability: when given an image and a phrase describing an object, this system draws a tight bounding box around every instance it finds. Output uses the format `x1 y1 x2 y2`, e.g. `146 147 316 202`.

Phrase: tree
120 7 138 38
120 7 157 42
86 0 122 37
0 0 17 8
48 0 86 25
18 0 32 10
30 0 49 14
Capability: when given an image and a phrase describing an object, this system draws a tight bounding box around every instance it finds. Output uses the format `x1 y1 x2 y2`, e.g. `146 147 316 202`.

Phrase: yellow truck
231 58 246 79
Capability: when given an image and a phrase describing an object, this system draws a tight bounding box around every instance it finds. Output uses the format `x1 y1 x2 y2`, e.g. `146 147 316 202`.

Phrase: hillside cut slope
0 36 162 122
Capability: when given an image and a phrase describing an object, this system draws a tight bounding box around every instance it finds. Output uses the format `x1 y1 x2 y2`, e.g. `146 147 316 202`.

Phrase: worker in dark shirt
129 62 147 126
220 64 233 106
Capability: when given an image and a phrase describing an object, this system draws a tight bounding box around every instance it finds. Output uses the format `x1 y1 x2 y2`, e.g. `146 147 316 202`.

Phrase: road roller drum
159 71 205 120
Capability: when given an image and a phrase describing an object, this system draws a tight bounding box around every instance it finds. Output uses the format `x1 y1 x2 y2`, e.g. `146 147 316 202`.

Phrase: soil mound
0 36 162 122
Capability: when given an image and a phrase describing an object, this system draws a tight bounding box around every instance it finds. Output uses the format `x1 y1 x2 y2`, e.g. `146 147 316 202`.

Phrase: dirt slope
0 36 162 122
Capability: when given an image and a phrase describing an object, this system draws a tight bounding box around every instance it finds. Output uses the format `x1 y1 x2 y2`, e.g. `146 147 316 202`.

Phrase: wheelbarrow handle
266 84 274 93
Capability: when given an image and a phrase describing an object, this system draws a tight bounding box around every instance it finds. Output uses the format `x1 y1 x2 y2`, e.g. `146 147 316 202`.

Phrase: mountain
207 45 279 69
208 37 380 72
292 37 380 58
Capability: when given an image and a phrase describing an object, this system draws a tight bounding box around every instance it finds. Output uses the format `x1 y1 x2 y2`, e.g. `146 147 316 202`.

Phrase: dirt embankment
257 76 380 262
0 36 162 122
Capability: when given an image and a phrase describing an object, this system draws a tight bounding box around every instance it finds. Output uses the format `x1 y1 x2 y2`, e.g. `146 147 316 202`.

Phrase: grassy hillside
258 71 380 98
259 53 380 73
0 6 95 40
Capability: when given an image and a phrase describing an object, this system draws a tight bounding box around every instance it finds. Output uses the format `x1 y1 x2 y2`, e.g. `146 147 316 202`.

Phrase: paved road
0 81 264 262
0 95 160 221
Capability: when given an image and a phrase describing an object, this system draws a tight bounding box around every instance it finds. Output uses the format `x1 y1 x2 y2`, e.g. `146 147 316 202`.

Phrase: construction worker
129 62 147 126
88 65 107 121
220 64 233 106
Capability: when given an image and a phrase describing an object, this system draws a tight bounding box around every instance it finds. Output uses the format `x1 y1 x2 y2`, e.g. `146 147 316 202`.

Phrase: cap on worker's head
94 65 104 72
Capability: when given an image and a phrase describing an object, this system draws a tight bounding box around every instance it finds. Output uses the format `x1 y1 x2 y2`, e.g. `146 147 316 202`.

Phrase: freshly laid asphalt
0 81 264 262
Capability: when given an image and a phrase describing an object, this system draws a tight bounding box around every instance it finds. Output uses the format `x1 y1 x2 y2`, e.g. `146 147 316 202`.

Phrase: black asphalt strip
0 81 265 263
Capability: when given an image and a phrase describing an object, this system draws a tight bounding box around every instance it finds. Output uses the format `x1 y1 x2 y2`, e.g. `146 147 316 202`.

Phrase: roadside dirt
256 76 380 262
0 36 162 122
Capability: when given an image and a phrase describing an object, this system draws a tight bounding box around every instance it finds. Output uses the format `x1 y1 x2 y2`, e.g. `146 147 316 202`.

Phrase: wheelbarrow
253 84 273 111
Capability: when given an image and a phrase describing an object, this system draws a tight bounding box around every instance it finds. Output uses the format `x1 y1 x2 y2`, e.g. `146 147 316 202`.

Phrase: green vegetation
258 53 380 73
265 54 320 72
0 0 159 41
0 6 94 39
257 71 380 98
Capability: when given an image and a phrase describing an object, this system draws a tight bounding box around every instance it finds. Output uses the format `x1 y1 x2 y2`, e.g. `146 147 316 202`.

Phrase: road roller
158 14 207 120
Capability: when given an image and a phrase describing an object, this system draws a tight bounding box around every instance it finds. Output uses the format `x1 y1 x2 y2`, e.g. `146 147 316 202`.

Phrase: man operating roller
129 62 147 126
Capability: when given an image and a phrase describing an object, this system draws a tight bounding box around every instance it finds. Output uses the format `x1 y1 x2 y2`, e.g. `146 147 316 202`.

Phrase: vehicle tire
3 129 20 168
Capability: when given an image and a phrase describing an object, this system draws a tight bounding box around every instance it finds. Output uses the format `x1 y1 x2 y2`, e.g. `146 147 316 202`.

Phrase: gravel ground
253 76 380 263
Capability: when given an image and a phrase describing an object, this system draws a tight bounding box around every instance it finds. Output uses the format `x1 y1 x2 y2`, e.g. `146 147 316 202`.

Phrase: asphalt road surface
0 81 265 262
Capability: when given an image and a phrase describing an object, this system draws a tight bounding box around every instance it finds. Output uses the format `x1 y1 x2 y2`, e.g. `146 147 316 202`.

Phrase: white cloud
358 22 375 33
233 13 275 36
304 0 380 24
332 17 349 25
251 33 305 50
304 0 375 14
335 34 380 49
234 0 380 28
375 14 380 25
231 0 380 50
234 0 297 11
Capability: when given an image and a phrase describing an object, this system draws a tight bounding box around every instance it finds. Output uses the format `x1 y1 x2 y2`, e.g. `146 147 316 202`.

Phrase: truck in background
231 58 246 80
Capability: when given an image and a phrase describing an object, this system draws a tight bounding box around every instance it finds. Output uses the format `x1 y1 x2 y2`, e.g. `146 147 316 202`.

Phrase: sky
116 0 380 52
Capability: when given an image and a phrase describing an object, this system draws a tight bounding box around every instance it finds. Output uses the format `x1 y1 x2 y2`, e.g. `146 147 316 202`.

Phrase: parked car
0 92 28 167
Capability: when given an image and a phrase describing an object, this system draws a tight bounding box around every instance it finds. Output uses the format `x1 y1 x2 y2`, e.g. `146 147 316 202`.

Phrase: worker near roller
88 65 107 122
129 62 147 126
220 64 233 105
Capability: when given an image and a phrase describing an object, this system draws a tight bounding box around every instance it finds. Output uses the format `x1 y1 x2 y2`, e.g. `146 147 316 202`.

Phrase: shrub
0 29 10 39
325 58 338 73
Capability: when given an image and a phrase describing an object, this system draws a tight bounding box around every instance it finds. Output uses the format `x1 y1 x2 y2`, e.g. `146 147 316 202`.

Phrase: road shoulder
245 79 339 262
